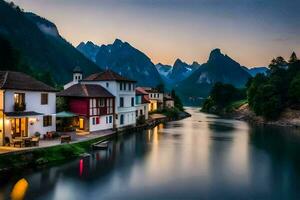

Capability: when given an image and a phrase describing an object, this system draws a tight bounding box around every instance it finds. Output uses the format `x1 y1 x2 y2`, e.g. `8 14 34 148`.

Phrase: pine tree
289 52 298 63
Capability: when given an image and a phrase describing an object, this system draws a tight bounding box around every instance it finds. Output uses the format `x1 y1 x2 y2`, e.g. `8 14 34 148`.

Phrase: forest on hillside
202 52 300 120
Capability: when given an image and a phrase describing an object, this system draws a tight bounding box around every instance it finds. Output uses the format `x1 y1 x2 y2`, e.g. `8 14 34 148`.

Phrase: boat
92 141 110 150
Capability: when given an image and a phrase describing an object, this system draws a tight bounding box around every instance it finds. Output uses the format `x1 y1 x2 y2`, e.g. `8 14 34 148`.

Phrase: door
79 118 84 130
11 118 28 138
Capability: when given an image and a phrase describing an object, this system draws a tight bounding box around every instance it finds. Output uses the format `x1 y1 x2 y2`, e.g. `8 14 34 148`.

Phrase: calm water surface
1 107 300 199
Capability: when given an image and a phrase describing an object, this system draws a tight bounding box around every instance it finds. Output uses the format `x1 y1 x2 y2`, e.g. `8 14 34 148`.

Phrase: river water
1 107 300 199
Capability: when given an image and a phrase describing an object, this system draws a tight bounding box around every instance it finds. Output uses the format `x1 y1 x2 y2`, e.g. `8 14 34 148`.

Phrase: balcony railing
14 102 26 112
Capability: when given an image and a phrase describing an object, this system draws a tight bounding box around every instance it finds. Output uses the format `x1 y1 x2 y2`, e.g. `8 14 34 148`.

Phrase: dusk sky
11 0 300 67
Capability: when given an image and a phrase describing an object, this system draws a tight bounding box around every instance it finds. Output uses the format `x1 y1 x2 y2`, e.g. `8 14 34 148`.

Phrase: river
1 107 300 199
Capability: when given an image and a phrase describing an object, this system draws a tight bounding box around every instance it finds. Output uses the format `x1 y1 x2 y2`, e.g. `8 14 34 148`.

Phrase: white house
64 69 137 129
82 70 137 129
135 87 150 120
0 71 56 146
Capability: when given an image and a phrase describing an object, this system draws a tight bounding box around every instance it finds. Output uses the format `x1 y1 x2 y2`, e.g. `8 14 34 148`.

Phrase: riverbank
0 111 191 173
228 103 300 128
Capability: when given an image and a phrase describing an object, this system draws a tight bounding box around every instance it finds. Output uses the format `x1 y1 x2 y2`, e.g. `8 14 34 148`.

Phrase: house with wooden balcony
0 71 57 146
63 68 137 129
57 83 115 132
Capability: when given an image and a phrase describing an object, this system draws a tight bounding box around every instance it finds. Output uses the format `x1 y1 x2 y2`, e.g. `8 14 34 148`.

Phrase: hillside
0 1 100 85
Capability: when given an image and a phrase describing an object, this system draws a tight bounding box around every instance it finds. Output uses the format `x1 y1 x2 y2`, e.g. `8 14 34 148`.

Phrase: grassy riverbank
0 113 191 173
0 134 113 172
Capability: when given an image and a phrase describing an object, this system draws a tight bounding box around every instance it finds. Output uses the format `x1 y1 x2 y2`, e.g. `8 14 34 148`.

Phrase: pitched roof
57 83 114 98
0 71 56 92
142 95 150 104
84 70 136 82
135 87 148 95
140 87 160 93
164 96 174 101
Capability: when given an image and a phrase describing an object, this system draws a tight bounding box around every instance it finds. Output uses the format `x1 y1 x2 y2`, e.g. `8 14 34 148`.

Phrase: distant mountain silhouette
174 49 252 104
156 59 200 84
244 66 269 77
77 39 162 87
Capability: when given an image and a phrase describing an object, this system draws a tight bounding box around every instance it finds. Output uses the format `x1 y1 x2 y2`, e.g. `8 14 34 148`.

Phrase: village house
135 87 150 120
164 94 175 108
63 68 137 129
0 71 57 147
142 87 164 112
57 83 115 132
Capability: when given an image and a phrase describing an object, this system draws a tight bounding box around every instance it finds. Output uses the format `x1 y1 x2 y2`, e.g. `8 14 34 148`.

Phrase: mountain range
77 40 162 87
156 59 200 84
0 0 268 105
0 0 99 85
173 49 252 104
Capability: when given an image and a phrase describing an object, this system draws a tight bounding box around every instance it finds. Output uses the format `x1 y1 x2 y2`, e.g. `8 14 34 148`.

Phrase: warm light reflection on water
2 107 300 199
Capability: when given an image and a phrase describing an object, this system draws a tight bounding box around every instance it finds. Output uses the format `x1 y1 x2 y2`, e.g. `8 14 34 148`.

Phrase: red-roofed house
58 83 115 132
63 68 137 129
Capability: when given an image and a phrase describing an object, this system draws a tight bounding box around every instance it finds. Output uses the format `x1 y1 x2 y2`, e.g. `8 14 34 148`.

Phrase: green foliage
56 97 68 112
288 73 300 104
156 83 165 93
137 115 146 125
202 82 246 114
171 89 184 111
247 53 300 120
161 107 181 119
0 1 99 85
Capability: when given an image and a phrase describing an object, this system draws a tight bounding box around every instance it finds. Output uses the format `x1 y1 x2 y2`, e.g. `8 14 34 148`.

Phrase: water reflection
1 108 300 199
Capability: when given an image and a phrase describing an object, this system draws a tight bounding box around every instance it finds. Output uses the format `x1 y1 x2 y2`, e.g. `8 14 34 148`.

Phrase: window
106 98 113 114
106 82 109 88
14 93 25 104
136 110 138 117
109 116 112 123
131 97 134 107
90 98 100 115
96 117 100 124
106 116 108 124
140 110 143 116
120 114 124 125
99 99 105 107
120 97 124 107
41 93 48 105
92 117 96 125
128 83 131 91
43 115 52 127
119 82 123 90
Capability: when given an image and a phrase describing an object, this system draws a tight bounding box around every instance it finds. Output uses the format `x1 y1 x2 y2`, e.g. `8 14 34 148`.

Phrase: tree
0 36 21 70
289 52 298 63
288 73 300 104
202 82 246 113
171 89 184 111
156 83 165 93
